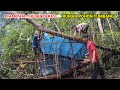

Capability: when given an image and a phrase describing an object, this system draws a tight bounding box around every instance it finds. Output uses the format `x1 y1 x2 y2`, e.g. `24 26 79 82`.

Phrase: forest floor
63 67 120 79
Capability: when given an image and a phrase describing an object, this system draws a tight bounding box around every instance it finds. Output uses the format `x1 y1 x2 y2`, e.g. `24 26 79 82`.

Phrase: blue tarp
39 33 88 77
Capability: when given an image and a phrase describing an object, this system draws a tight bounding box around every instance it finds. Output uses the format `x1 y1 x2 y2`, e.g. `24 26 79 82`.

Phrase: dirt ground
63 68 120 79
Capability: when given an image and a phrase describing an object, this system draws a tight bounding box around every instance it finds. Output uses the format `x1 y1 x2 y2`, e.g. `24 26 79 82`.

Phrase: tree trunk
96 11 104 37
91 18 95 42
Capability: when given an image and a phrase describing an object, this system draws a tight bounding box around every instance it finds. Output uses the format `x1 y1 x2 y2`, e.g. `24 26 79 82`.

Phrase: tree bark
96 11 104 37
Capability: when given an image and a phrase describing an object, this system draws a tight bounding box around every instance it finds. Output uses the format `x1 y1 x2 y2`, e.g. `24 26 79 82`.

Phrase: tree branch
50 19 61 33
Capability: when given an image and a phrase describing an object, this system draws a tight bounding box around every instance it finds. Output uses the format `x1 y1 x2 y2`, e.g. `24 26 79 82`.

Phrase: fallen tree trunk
26 18 120 55
26 18 85 43
2 11 120 54
2 11 84 42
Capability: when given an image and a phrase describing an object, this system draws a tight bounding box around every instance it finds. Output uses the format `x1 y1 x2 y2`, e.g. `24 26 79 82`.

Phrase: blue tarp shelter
39 33 88 77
